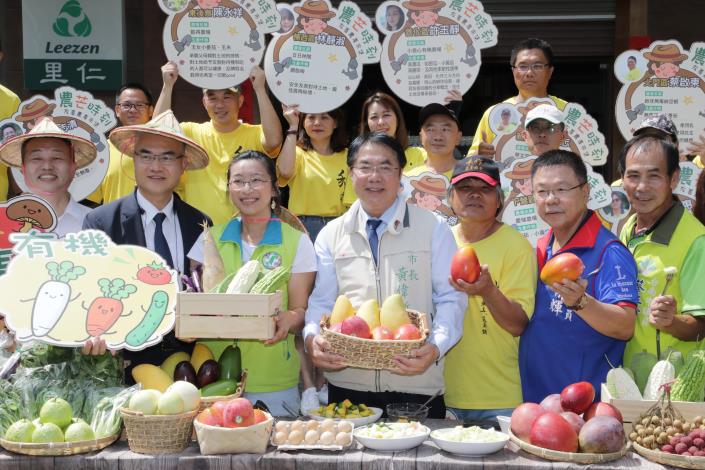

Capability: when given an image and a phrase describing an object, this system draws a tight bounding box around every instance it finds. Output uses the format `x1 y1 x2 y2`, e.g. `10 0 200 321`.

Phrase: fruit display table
0 419 674 469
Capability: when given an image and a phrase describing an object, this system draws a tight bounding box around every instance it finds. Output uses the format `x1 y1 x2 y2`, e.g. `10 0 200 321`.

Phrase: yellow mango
131 364 173 393
160 351 190 378
330 295 355 325
190 343 214 373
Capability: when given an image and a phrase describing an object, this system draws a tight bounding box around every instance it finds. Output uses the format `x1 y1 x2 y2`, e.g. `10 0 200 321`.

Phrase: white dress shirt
53 197 92 238
136 189 184 274
303 195 467 357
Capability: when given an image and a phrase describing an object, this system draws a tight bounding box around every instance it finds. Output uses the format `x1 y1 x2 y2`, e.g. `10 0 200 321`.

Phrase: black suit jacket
82 189 212 277
82 190 212 379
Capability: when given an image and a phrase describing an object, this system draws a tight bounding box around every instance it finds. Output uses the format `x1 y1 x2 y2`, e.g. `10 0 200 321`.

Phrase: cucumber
200 379 239 397
218 345 242 380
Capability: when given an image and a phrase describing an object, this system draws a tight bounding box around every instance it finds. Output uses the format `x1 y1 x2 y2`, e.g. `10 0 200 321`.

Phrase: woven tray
320 310 429 370
120 408 198 454
0 433 119 456
194 414 273 455
509 429 627 464
632 441 705 469
198 370 248 411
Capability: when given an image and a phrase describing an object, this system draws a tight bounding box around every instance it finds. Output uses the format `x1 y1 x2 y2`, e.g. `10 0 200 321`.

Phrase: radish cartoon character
20 261 86 339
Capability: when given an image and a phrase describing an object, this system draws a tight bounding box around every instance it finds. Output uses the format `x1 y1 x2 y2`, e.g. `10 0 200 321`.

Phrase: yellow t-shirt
87 141 187 204
0 84 20 201
279 147 349 217
404 163 453 180
181 121 269 225
444 224 537 409
467 95 568 156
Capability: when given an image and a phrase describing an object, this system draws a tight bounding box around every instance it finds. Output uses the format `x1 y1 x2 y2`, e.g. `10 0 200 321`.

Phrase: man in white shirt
0 117 96 237
304 133 467 418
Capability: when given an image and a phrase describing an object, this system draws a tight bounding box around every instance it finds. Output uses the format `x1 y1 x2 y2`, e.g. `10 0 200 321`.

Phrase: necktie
153 212 174 268
366 219 383 265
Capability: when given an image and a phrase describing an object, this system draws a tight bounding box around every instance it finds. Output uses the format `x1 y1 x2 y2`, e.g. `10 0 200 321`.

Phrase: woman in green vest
188 151 317 416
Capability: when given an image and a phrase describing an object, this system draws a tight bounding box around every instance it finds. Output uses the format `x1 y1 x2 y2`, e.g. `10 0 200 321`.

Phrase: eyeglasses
512 63 550 73
134 153 183 165
533 183 585 200
352 165 400 176
117 102 150 111
228 178 271 189
527 123 564 135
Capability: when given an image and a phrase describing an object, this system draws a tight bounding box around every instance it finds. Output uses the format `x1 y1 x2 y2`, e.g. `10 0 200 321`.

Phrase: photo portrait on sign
489 104 520 135
376 2 405 33
0 123 21 144
599 188 631 222
277 3 295 34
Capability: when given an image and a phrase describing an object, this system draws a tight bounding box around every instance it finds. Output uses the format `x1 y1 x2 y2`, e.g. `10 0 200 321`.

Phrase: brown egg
304 429 320 445
305 420 319 431
273 431 288 445
335 431 351 446
287 429 304 445
275 421 290 433
337 421 353 433
319 431 335 445
320 419 336 432
290 420 305 432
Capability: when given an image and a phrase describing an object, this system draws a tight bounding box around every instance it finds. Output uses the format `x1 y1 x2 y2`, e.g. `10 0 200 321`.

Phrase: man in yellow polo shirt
468 38 566 157
0 40 20 201
619 134 705 365
155 61 283 224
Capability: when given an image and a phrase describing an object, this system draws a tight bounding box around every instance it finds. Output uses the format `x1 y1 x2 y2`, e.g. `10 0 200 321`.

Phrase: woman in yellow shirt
358 92 425 173
277 106 349 241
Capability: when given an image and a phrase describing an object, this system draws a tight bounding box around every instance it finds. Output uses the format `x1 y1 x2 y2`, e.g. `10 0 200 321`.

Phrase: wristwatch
568 293 589 311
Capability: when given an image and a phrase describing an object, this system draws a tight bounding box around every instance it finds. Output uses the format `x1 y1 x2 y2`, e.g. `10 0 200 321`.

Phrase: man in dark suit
82 110 212 379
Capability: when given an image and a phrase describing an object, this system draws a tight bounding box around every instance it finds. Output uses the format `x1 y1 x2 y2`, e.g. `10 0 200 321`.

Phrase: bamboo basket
632 441 705 469
0 433 119 456
120 408 198 454
320 310 429 370
509 429 627 464
198 370 248 411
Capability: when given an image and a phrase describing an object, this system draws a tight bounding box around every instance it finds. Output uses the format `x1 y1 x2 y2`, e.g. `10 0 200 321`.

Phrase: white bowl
308 407 383 427
496 415 511 434
354 423 430 452
430 428 509 457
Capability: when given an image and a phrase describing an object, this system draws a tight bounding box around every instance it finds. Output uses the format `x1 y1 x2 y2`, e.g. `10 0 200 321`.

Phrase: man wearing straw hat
82 111 211 370
0 117 96 237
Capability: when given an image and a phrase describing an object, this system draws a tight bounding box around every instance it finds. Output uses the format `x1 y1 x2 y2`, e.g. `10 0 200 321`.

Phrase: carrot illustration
21 261 85 339
83 278 137 337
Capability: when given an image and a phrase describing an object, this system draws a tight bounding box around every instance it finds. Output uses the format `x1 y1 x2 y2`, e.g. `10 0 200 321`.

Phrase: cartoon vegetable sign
83 278 137 337
136 262 172 285
21 261 86 338
125 290 170 348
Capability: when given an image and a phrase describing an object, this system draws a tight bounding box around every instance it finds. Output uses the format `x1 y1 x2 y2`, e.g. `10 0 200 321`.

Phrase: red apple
560 411 585 434
371 326 394 340
450 245 481 284
530 412 579 452
341 316 371 339
222 398 254 428
540 394 564 414
197 407 222 426
540 252 584 286
210 400 228 424
393 323 422 340
329 322 342 333
560 381 595 415
583 402 623 423
510 403 546 442
253 409 268 424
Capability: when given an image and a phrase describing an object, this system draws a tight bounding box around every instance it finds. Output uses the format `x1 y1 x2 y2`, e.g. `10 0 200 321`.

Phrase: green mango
630 349 658 393
218 345 242 381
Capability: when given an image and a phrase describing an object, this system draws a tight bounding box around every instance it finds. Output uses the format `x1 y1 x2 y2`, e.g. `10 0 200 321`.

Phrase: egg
335 431 351 446
275 421 290 433
305 420 319 431
287 429 304 445
320 419 336 432
290 420 305 432
304 429 320 445
319 431 335 445
273 431 288 445
337 421 353 433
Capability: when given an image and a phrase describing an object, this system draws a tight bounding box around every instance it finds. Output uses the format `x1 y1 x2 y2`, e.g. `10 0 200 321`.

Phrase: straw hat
0 117 97 169
505 160 534 180
643 43 687 63
294 0 335 19
109 110 209 170
15 98 56 123
410 175 448 197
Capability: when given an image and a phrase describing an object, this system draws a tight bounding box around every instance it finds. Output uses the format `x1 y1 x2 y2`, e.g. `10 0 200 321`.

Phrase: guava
32 423 64 443
64 421 95 442
157 390 184 415
4 419 35 442
39 397 73 428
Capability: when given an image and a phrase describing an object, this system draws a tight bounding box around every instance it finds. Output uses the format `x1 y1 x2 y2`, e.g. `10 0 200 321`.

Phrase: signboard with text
22 0 124 90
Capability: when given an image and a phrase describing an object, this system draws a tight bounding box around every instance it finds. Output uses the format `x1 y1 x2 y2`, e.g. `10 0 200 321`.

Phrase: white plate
430 428 509 457
354 423 430 452
308 407 383 427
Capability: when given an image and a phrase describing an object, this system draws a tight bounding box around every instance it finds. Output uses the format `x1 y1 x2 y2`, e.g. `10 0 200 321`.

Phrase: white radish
31 280 72 337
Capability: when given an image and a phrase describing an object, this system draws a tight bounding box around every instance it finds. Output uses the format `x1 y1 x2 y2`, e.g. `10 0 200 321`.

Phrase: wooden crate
176 291 281 340
601 383 705 423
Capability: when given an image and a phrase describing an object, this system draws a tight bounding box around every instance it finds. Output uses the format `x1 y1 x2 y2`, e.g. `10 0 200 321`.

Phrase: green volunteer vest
621 204 705 366
199 217 302 393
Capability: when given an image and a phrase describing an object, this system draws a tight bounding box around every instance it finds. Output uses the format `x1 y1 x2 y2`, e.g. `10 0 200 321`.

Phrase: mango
356 299 380 330
330 295 355 325
380 294 410 331
190 343 214 373
160 351 190 378
131 364 173 393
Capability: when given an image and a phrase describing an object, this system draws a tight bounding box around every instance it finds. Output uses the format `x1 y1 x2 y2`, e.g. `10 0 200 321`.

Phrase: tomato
540 253 584 286
450 245 480 284
136 262 172 285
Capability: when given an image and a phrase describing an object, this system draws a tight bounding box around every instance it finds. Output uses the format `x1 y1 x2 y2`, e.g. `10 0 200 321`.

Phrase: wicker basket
320 310 429 370
632 441 705 469
0 433 119 456
120 408 198 454
509 429 627 464
198 370 248 411
194 414 273 455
